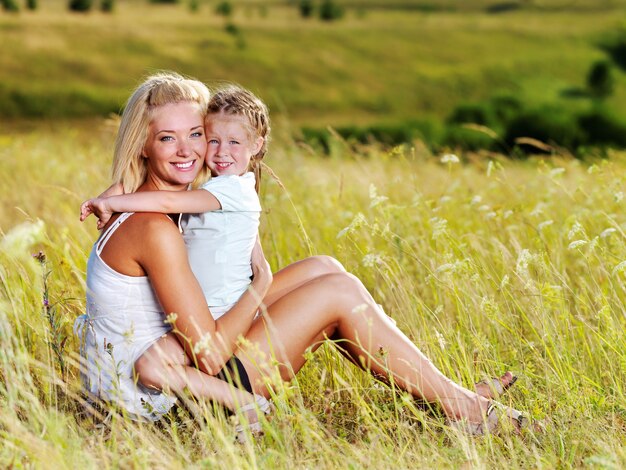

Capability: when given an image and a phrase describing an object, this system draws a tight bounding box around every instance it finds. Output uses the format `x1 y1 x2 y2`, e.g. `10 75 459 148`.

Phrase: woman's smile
142 101 207 190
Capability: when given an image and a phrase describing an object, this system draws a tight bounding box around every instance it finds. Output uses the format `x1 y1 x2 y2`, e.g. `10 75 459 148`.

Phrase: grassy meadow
2 120 626 467
3 0 626 129
4 0 626 468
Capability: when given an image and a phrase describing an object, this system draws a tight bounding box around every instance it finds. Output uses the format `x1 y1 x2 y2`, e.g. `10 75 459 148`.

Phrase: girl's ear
252 136 264 155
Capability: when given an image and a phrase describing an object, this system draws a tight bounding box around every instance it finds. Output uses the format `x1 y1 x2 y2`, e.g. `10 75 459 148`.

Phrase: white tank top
75 212 176 420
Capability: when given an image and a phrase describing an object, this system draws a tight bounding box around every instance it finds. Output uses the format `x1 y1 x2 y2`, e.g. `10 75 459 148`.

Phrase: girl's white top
181 172 261 315
74 212 176 420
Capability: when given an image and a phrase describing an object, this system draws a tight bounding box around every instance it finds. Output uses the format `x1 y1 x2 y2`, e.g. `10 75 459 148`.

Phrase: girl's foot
446 400 528 436
474 371 517 399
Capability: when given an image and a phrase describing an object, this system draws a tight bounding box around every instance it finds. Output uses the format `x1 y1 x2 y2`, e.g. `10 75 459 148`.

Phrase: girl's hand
80 198 113 230
250 236 272 298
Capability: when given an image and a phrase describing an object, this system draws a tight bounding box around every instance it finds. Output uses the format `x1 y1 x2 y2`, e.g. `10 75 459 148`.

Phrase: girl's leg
262 256 514 400
238 272 491 423
135 333 255 412
262 255 346 307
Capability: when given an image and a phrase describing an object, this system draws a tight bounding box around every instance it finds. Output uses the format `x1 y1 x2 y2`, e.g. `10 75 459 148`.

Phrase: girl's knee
308 255 346 276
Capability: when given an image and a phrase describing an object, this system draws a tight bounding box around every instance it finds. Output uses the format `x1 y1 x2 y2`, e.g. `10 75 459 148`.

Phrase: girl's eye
208 139 219 144
160 136 174 142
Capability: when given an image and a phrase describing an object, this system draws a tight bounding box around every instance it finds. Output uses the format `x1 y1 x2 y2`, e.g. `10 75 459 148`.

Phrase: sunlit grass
1 120 626 467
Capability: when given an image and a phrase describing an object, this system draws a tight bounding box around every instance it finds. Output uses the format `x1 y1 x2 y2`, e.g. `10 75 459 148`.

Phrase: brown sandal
446 401 527 436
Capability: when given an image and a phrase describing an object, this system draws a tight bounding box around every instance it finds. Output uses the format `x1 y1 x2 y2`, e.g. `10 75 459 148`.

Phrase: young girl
81 85 269 321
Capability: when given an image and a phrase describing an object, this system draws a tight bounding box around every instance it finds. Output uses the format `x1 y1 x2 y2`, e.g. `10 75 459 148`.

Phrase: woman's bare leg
238 271 491 423
135 333 256 412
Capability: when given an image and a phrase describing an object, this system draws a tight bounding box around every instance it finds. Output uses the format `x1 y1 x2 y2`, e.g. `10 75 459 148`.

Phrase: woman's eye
230 140 240 145
160 136 174 142
191 131 204 138
208 139 219 144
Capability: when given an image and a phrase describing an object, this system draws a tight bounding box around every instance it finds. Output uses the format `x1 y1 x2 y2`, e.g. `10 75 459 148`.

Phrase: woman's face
142 101 207 191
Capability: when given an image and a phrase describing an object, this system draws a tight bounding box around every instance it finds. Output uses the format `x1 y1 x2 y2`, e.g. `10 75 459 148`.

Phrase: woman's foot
235 395 273 444
474 371 517 399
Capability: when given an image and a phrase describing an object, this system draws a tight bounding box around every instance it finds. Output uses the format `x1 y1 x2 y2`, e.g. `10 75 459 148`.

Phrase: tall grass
2 121 626 467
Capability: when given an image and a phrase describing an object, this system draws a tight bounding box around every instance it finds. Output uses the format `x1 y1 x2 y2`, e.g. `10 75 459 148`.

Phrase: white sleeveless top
74 213 177 420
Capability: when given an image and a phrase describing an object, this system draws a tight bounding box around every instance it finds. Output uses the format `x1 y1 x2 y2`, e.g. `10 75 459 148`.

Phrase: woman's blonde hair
207 85 271 193
111 72 210 193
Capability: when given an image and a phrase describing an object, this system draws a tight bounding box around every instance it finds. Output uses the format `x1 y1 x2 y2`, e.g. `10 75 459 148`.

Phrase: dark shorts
216 356 252 393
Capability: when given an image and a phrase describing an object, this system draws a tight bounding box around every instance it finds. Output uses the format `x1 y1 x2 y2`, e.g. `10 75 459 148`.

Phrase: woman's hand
250 236 272 300
80 197 114 230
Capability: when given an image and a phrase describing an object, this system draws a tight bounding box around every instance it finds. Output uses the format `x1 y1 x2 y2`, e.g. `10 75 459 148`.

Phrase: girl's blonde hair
111 72 210 193
207 85 271 193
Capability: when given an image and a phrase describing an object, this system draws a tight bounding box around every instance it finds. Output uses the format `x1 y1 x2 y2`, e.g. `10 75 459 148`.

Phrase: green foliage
319 0 344 21
442 124 497 151
577 107 626 148
505 106 584 151
25 0 37 10
100 0 113 12
149 0 178 3
447 102 496 127
2 0 19 12
215 0 232 17
598 29 626 71
68 0 92 12
586 60 614 99
188 0 198 12
299 0 314 18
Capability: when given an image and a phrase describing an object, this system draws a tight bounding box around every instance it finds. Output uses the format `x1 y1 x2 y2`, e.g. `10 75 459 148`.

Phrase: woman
75 72 525 437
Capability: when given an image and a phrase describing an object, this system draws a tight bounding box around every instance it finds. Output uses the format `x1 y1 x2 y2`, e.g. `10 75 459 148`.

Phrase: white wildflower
1 219 46 256
568 221 586 240
530 203 545 217
515 249 533 279
434 330 447 351
500 275 510 289
503 210 513 219
538 220 554 231
337 212 367 238
439 195 452 204
568 240 587 250
436 263 456 274
440 153 460 164
471 195 482 205
485 211 497 219
600 228 617 238
430 217 448 240
549 167 565 177
612 260 626 276
615 192 624 203
478 205 491 212
369 184 388 208
362 253 383 268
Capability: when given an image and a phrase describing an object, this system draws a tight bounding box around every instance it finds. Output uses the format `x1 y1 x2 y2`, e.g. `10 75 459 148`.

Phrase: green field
2 0 626 131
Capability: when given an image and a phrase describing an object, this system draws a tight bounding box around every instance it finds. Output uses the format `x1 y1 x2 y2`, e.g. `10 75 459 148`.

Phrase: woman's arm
140 216 270 376
80 189 221 229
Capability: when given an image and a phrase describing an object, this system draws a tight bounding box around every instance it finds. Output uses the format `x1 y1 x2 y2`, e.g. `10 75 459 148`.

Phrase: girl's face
142 101 207 191
205 115 263 177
